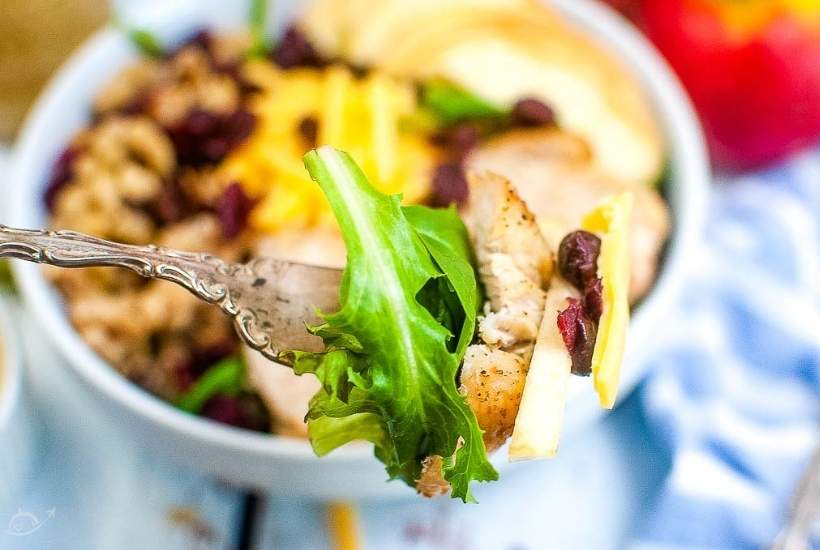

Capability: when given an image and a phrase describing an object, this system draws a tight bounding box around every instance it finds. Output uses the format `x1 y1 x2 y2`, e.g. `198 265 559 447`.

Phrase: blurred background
0 1 818 549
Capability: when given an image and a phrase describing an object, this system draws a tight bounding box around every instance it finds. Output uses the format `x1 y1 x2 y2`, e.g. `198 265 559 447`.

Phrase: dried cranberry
192 340 237 377
428 162 469 207
557 299 597 376
120 90 153 116
216 182 256 239
153 180 191 223
44 147 79 211
174 360 197 391
511 98 555 127
432 124 480 161
201 395 247 427
223 108 256 142
584 277 604 323
203 137 230 160
166 108 256 167
201 395 269 432
347 64 371 79
298 116 319 148
185 109 218 135
172 29 212 57
271 26 323 69
214 61 262 97
558 230 601 291
175 339 238 390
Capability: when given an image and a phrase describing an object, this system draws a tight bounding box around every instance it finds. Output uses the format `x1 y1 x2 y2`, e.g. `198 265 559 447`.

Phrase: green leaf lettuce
288 146 497 501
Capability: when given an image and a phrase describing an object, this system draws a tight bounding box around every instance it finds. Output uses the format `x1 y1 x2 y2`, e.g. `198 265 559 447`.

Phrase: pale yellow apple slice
509 193 632 458
508 277 577 460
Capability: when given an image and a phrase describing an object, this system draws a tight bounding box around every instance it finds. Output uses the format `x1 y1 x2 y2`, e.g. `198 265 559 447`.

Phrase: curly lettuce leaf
176 356 244 414
126 28 163 57
421 79 507 123
402 204 481 358
290 146 496 501
247 0 271 58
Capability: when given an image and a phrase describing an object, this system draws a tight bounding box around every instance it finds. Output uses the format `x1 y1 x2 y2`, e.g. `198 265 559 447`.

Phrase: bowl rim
8 0 709 463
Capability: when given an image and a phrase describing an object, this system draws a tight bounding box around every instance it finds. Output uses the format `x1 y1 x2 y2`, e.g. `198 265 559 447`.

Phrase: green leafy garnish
402 205 481 358
127 28 164 58
247 0 271 58
0 261 16 295
289 146 496 502
421 79 507 124
176 357 245 414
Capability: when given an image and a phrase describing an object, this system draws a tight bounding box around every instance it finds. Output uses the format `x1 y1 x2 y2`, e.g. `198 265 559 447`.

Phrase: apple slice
299 0 664 187
509 192 632 458
508 277 577 460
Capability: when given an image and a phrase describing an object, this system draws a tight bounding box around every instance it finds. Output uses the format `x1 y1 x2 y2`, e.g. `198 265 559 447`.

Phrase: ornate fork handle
0 224 247 293
0 225 343 364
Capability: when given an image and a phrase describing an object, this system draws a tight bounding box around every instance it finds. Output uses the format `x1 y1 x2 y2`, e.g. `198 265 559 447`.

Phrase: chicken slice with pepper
418 171 553 495
467 128 669 302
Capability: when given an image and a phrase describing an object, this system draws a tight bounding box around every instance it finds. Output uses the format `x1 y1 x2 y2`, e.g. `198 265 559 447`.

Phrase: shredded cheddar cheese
217 62 438 234
510 193 633 459
582 191 633 409
326 502 361 550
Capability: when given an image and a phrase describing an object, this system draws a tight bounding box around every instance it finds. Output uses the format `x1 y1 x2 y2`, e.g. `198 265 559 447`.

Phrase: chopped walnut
94 59 161 115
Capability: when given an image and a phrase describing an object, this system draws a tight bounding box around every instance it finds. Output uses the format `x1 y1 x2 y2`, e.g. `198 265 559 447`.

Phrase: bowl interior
7 0 709 464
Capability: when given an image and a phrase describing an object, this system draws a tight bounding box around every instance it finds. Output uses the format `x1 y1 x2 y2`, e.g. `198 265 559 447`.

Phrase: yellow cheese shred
327 502 361 550
582 191 633 409
219 62 437 236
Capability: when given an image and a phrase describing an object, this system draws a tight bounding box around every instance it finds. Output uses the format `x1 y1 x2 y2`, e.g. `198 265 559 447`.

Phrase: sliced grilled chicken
418 172 552 496
467 128 670 302
460 344 529 452
417 455 451 498
466 171 554 350
301 0 664 187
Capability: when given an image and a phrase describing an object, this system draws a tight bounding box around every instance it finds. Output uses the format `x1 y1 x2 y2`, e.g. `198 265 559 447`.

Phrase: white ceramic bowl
0 300 39 511
9 0 709 499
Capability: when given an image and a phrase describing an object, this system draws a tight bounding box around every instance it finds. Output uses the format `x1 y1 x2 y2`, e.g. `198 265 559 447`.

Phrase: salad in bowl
9 0 707 499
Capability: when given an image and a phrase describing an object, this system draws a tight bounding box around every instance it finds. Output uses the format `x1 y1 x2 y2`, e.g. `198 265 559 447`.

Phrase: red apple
636 0 820 171
600 0 644 21
606 0 820 170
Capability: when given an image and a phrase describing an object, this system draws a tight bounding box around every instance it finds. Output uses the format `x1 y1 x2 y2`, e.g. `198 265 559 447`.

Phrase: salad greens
121 0 271 60
287 146 496 502
402 205 481 358
0 261 16 295
176 356 245 414
127 28 164 58
247 0 271 58
421 79 507 124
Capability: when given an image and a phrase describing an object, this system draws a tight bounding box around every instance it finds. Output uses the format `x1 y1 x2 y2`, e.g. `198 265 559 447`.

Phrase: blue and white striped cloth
634 147 820 549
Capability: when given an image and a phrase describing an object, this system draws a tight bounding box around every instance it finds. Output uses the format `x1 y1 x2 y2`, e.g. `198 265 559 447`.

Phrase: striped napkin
632 146 820 549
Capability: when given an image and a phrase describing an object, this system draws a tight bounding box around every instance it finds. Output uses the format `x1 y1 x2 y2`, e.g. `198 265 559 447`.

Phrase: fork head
225 257 343 364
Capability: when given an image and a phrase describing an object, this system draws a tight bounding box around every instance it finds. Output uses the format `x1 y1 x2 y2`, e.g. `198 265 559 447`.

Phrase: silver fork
0 225 343 365
770 443 820 550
